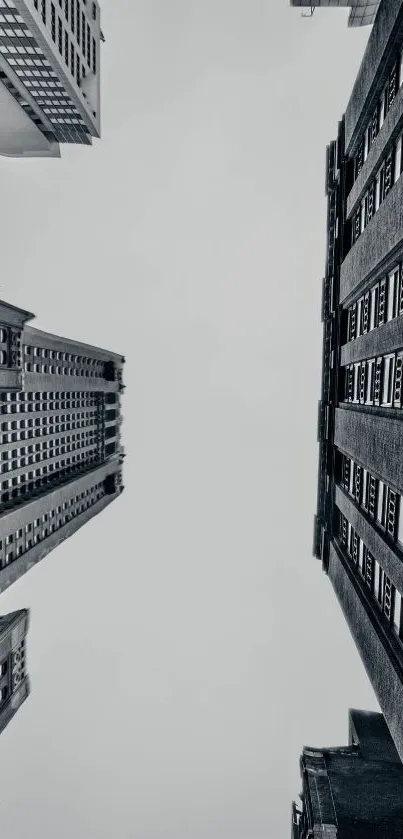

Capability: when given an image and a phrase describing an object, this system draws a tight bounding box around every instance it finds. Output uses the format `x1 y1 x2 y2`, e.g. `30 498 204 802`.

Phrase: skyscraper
290 0 379 27
292 710 403 839
0 609 30 736
0 0 102 158
0 298 124 593
314 0 403 762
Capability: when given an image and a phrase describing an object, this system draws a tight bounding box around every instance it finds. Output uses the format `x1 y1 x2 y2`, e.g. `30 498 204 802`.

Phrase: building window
361 292 370 333
373 357 383 405
358 540 365 576
374 559 381 602
359 363 366 404
393 590 402 638
382 355 395 406
386 489 398 540
58 18 63 54
377 481 386 527
397 496 403 547
41 0 47 24
76 0 80 44
395 135 403 184
362 469 369 511
368 475 377 519
87 22 90 65
348 303 357 341
349 459 355 496
51 2 56 39
384 150 394 198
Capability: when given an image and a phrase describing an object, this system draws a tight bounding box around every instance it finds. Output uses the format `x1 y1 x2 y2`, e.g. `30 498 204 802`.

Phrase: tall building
291 710 403 839
290 0 379 27
0 298 124 594
315 0 403 762
0 609 30 736
0 0 102 158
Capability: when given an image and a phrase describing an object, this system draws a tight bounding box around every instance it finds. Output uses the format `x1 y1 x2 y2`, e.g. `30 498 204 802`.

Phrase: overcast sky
0 3 379 837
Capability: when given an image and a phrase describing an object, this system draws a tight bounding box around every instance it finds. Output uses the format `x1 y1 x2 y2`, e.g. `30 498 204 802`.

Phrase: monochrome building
0 299 124 593
315 0 403 762
0 0 102 158
292 710 403 839
0 609 30 736
290 0 379 27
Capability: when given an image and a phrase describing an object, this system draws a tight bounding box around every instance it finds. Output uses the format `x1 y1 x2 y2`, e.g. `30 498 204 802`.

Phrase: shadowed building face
292 710 403 839
314 0 403 764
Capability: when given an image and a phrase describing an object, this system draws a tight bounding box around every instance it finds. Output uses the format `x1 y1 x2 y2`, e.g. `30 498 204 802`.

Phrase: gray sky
0 3 378 837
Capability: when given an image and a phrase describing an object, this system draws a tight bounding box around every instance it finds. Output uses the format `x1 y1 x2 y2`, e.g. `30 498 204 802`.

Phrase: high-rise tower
314 0 403 762
0 299 124 593
0 0 102 157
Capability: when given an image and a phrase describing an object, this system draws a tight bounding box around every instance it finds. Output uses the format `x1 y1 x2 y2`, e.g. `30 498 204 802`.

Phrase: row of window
0 478 106 567
0 428 98 446
25 346 106 377
339 454 402 545
0 402 97 415
343 350 403 408
346 264 403 343
0 452 101 506
339 512 403 641
354 53 403 182
0 428 97 460
1 442 99 477
26 347 104 364
1 412 97 431
0 425 97 458
1 420 99 444
352 129 403 245
25 361 105 376
1 390 99 404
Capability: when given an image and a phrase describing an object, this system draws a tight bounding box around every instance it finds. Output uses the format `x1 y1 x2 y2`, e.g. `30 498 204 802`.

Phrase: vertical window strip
354 58 400 187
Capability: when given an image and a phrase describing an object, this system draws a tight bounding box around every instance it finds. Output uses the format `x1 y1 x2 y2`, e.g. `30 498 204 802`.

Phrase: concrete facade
0 298 125 593
315 0 403 766
292 710 403 839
